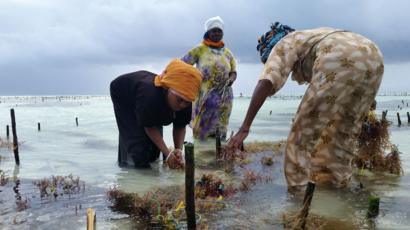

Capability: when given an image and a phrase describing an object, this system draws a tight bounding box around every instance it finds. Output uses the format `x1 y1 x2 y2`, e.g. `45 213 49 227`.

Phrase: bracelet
165 148 182 162
165 151 174 162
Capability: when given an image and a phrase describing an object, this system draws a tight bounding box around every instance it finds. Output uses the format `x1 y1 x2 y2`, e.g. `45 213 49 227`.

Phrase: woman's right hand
228 71 237 86
165 149 184 165
228 128 249 149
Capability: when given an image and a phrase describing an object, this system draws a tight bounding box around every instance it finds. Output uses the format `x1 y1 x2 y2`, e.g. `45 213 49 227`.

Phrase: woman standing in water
182 16 237 140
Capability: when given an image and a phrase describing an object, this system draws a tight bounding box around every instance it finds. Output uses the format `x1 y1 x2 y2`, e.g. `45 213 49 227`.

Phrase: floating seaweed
261 156 274 166
217 145 248 173
384 145 403 175
195 174 237 199
33 174 84 199
107 186 178 226
240 170 259 191
243 141 284 154
106 142 277 228
220 145 245 162
107 174 239 228
194 174 237 215
0 138 13 149
282 212 360 230
0 169 9 186
239 170 272 191
13 179 29 212
16 198 29 211
0 138 5 148
220 141 284 165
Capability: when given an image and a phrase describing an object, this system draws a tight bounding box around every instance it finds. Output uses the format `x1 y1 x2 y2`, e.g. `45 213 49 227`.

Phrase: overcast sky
1 0 409 96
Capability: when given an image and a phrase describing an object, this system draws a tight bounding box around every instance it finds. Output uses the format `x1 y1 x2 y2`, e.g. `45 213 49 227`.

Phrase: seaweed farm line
1 95 410 229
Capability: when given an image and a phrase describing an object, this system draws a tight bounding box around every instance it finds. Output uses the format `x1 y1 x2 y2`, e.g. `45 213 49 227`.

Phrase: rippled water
0 95 409 229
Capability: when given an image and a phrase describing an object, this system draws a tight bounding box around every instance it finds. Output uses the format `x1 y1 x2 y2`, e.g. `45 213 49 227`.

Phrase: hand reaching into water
227 80 272 150
228 128 249 150
166 149 185 169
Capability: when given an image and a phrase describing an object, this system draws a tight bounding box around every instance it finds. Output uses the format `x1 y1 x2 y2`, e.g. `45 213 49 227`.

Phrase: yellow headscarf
154 59 202 101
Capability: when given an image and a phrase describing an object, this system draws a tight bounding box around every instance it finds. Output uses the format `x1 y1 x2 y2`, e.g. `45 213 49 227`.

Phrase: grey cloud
0 0 409 95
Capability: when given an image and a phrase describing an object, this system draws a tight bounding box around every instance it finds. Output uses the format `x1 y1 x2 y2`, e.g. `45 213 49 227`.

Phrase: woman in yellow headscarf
110 59 202 168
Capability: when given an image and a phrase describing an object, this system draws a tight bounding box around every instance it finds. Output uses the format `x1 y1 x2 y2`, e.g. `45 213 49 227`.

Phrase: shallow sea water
0 95 409 229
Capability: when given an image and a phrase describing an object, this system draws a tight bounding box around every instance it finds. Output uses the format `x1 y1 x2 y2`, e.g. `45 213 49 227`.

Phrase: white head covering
204 16 224 32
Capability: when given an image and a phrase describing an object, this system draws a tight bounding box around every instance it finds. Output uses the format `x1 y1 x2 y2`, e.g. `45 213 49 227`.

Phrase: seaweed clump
261 156 274 166
242 141 283 154
33 174 84 199
107 185 210 229
282 212 360 230
16 198 29 212
384 145 403 175
194 174 237 214
195 174 237 199
354 108 403 175
107 186 178 226
107 174 239 228
219 141 283 167
0 138 13 150
0 169 9 186
239 170 272 191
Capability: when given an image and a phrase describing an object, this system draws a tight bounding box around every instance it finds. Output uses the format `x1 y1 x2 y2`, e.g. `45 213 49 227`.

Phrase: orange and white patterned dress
260 27 384 187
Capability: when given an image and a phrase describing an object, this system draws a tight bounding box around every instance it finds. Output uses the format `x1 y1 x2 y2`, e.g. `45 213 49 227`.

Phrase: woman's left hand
228 128 249 149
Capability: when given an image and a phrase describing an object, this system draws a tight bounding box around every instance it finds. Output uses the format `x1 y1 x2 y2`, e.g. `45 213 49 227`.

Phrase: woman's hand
228 79 273 149
165 148 181 161
228 127 249 149
228 71 237 86
165 148 185 169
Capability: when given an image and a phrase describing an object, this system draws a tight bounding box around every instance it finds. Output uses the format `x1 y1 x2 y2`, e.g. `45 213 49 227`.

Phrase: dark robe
110 71 191 168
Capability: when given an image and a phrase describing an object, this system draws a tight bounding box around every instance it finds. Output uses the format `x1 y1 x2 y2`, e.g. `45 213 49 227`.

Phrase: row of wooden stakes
4 108 80 166
396 111 410 126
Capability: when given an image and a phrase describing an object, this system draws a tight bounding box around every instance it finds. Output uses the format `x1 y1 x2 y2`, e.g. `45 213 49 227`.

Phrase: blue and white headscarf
257 22 295 63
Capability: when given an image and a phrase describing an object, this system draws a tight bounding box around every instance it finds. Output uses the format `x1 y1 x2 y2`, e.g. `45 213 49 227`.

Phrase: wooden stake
86 208 96 230
367 195 380 218
6 125 9 139
184 142 196 229
38 122 41 131
407 112 410 123
296 181 316 229
10 109 20 165
382 110 388 121
215 127 221 159
75 117 79 126
397 112 401 126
